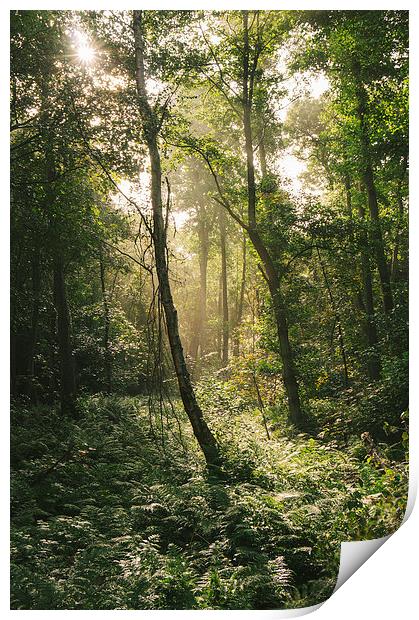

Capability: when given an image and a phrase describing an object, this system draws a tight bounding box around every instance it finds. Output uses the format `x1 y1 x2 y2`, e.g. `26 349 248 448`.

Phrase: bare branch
103 239 153 275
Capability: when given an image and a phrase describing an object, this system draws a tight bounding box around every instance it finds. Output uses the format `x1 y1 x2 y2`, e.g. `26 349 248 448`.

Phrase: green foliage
11 393 407 609
10 8 409 612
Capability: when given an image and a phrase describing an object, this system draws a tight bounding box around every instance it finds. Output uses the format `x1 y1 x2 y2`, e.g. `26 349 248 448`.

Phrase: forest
10 10 408 610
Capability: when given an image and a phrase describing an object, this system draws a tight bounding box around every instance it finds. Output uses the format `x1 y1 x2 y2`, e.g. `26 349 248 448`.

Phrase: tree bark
353 61 393 315
53 252 77 416
233 233 246 356
316 248 349 388
190 209 209 361
248 229 304 427
99 249 112 393
356 199 381 381
241 11 304 427
133 10 220 469
219 206 229 366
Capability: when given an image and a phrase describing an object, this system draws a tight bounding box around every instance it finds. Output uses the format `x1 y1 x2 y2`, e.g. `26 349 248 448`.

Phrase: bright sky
277 72 330 196
70 29 97 65
106 32 330 225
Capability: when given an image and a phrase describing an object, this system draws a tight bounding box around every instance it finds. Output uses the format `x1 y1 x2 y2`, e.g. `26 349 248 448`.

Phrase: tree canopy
10 10 408 611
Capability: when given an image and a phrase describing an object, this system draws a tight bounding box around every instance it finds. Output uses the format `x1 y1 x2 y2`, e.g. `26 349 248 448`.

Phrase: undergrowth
10 390 408 610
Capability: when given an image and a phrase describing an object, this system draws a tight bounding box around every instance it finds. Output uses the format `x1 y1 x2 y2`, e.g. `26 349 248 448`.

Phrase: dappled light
10 9 408 611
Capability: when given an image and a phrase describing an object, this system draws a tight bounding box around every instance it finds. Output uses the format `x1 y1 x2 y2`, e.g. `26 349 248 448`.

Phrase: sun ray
71 30 96 65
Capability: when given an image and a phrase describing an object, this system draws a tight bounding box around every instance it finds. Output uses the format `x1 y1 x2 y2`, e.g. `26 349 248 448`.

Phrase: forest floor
10 388 408 610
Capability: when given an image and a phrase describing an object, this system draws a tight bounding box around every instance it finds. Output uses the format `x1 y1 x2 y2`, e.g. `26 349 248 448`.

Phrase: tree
293 10 408 315
181 10 305 426
132 10 221 468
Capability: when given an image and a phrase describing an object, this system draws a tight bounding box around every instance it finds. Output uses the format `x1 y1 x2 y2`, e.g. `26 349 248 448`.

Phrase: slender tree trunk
42 111 77 416
25 246 42 401
10 246 41 399
28 247 41 373
316 248 349 388
391 163 408 283
233 233 246 356
133 10 220 469
391 187 404 283
345 176 380 380
248 228 303 426
217 272 222 360
99 249 112 393
219 207 229 366
190 213 209 361
361 172 393 314
241 11 303 427
356 199 381 381
198 225 209 357
53 252 77 416
353 61 393 315
259 137 268 179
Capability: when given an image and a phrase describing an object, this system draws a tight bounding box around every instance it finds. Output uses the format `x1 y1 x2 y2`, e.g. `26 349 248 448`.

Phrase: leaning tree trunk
248 228 304 427
241 11 303 427
133 10 220 469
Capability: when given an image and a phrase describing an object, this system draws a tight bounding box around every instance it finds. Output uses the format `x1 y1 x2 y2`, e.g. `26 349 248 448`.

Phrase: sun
76 41 96 64
71 30 96 65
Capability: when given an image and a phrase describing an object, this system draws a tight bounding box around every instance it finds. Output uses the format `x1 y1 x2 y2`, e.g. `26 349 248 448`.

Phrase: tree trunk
190 211 209 361
345 175 380 380
233 233 246 356
362 171 393 315
316 248 349 388
391 164 408 284
133 10 220 469
25 245 42 401
99 249 112 393
259 137 268 179
217 272 222 360
11 246 40 400
53 252 77 416
219 206 229 366
248 229 304 427
353 61 393 315
241 11 303 427
42 109 77 415
356 199 381 381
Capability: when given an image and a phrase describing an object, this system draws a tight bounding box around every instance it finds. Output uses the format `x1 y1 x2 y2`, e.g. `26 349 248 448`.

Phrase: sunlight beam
71 30 96 65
